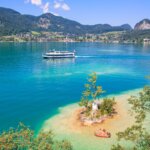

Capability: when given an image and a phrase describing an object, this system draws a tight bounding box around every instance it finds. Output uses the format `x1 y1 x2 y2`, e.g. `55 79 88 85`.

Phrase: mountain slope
0 7 37 35
134 19 150 30
0 7 132 36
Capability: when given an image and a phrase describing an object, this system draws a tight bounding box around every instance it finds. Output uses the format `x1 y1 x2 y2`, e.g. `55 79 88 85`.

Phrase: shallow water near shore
41 89 142 150
0 42 150 134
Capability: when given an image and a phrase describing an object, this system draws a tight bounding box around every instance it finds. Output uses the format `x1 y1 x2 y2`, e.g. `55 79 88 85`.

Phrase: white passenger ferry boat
42 50 75 58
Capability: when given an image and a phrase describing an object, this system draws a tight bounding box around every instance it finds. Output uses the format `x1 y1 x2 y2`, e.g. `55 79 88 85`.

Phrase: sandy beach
40 89 141 150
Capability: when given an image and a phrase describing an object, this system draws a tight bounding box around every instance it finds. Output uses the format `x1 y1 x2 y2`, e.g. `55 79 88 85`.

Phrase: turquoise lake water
0 42 150 132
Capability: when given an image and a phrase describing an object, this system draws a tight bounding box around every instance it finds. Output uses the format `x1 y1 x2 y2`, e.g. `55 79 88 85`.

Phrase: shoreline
39 88 141 150
0 41 144 44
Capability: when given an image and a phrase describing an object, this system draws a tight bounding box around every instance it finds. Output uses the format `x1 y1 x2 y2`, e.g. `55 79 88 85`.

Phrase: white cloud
41 2 50 13
61 3 70 11
25 0 42 6
25 0 50 13
53 0 70 11
31 0 42 6
25 0 70 14
54 1 61 9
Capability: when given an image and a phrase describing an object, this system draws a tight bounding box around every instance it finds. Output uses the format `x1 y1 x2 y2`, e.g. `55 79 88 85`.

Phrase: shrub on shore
0 123 73 150
111 86 150 150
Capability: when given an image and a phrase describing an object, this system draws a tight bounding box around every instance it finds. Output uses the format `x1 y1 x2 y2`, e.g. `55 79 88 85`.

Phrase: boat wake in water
76 55 150 59
75 55 101 58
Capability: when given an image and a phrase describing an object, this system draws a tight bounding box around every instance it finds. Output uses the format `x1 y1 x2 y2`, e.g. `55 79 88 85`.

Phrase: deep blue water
0 42 150 132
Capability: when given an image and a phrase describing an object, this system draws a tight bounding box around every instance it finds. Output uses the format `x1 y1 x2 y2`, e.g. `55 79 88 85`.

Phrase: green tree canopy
0 123 73 150
79 72 104 107
111 86 150 150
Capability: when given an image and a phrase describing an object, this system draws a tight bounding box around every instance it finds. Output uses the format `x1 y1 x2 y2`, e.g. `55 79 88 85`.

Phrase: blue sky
0 0 150 27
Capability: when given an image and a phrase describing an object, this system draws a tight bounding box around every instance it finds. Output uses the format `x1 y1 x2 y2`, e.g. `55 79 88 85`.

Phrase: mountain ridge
0 7 132 36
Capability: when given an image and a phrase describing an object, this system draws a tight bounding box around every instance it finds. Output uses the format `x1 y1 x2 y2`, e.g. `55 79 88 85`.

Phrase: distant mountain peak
120 24 132 30
134 19 150 30
0 7 20 15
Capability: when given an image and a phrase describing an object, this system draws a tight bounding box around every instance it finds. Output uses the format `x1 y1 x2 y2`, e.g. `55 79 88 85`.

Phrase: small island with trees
78 73 116 126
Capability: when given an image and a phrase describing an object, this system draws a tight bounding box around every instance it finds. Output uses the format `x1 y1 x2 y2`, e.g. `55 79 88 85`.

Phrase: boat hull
94 129 111 138
42 55 75 59
94 133 111 138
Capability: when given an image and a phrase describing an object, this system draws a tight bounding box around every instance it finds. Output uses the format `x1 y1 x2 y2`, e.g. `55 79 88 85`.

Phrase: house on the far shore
143 38 150 44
